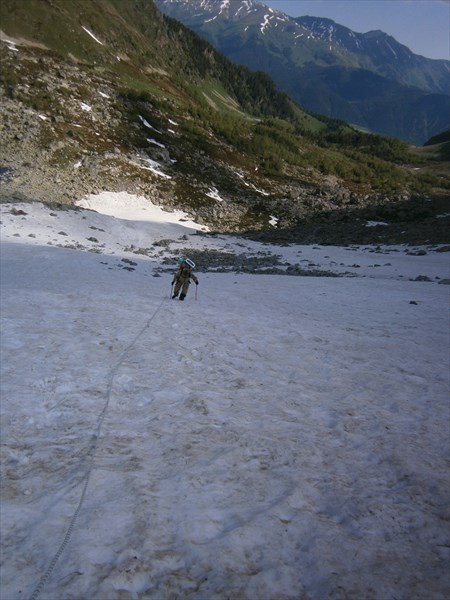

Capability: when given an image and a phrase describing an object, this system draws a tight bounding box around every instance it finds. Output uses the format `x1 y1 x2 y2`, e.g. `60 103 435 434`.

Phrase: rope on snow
28 295 166 600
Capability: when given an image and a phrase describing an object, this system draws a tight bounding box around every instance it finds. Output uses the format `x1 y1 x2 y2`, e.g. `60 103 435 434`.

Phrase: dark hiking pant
173 279 190 298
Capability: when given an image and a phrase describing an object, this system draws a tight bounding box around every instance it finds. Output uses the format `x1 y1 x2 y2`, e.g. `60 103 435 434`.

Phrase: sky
1 193 449 599
263 0 450 60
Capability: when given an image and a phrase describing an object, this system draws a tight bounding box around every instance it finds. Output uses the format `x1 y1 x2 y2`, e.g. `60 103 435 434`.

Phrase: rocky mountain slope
0 0 449 244
155 0 450 144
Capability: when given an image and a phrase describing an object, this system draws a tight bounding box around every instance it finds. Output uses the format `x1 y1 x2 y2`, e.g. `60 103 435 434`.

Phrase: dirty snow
1 193 449 600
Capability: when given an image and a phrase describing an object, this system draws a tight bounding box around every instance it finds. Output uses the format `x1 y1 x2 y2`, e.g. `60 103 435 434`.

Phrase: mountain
155 0 450 144
424 129 450 147
0 0 449 242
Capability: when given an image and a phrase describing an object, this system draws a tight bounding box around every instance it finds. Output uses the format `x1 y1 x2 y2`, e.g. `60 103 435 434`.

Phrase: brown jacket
173 265 198 285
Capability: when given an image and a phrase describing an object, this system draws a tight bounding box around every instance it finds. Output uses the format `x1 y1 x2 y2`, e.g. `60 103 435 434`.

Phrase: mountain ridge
155 0 450 143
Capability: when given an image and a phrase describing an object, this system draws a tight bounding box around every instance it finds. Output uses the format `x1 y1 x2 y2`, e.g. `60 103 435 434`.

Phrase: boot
179 293 186 301
172 293 178 299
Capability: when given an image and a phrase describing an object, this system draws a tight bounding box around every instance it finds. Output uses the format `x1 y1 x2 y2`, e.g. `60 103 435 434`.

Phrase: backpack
180 264 191 278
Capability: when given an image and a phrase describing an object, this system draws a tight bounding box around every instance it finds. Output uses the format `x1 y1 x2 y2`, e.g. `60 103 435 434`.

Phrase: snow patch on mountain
81 26 104 46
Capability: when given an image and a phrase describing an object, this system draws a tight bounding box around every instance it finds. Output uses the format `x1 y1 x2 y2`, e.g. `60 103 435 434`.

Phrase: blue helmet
177 257 185 264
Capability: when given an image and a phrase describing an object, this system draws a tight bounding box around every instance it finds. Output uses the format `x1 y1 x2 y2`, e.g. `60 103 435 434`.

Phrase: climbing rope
28 295 166 600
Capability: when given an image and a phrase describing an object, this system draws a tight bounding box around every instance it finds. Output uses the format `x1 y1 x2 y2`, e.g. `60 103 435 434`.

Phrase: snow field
1 195 449 599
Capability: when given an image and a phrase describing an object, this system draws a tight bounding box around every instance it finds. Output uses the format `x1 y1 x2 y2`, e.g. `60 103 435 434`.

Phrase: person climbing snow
172 258 198 301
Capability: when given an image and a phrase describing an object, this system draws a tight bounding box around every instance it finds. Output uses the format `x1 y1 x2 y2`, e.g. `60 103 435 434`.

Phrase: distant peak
365 29 388 37
298 15 338 25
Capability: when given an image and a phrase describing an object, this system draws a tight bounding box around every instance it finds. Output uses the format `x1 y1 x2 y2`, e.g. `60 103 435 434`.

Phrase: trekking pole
170 282 174 299
195 284 198 301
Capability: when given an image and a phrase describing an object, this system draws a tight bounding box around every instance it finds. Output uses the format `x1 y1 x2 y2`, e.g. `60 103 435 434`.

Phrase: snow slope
1 194 449 600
